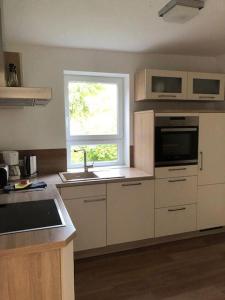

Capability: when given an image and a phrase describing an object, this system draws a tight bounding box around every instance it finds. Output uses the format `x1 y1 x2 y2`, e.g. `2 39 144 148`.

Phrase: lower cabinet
64 196 107 251
107 180 155 245
197 184 225 230
155 204 197 237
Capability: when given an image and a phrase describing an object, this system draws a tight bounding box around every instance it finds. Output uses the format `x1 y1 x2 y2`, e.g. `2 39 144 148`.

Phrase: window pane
68 82 118 136
71 144 118 164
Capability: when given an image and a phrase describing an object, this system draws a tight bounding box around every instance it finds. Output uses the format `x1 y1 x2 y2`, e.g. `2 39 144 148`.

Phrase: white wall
216 54 225 73
0 43 219 150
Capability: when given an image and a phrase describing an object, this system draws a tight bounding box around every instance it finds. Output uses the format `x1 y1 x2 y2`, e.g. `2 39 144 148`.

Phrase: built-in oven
155 116 199 167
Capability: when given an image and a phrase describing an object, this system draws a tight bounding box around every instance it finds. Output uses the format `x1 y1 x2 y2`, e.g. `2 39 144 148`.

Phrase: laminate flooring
75 233 225 300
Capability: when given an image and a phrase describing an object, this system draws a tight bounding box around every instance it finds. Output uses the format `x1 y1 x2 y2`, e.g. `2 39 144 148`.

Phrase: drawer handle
158 94 177 98
168 168 187 171
199 96 216 99
121 182 142 187
200 151 203 171
168 179 187 183
168 207 186 212
84 198 106 203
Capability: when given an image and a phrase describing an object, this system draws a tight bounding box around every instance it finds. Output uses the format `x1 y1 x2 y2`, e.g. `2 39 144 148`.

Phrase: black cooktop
0 199 65 235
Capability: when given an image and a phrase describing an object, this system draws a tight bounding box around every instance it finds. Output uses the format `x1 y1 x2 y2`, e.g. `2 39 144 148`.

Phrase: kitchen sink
60 171 99 182
0 199 65 236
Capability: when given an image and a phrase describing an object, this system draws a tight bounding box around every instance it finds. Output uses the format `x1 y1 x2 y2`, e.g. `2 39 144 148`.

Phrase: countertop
38 167 154 188
0 184 76 257
0 167 152 256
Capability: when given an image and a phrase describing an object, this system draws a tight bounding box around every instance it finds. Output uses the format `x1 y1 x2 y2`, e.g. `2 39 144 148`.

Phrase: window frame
64 72 127 169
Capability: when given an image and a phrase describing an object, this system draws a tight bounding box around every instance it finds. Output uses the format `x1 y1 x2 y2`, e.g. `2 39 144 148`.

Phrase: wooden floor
75 233 225 300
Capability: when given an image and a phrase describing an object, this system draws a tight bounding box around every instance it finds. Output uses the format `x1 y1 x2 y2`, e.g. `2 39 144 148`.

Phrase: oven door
155 127 198 167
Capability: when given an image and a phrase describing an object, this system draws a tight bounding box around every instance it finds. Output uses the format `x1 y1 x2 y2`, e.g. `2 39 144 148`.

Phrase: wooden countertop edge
0 228 76 258
0 185 76 257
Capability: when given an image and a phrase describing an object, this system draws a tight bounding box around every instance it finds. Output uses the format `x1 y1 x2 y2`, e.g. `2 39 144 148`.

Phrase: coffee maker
2 151 21 181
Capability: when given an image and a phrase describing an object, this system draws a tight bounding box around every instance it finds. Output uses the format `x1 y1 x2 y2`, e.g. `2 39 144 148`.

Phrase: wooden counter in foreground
0 185 76 300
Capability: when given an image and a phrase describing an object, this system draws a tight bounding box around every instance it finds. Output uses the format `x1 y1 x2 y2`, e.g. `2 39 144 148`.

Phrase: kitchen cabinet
134 110 154 173
188 72 225 101
61 184 107 251
198 113 225 185
155 204 197 237
155 165 198 179
198 184 225 230
135 69 187 101
155 176 197 208
107 180 154 245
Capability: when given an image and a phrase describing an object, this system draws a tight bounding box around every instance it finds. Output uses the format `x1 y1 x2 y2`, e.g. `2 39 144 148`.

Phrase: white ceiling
3 0 225 56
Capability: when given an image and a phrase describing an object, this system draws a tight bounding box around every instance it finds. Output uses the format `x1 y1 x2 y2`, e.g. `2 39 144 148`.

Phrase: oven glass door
155 127 198 167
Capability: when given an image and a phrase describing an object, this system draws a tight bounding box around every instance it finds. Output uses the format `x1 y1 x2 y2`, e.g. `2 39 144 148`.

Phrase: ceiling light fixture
159 0 204 23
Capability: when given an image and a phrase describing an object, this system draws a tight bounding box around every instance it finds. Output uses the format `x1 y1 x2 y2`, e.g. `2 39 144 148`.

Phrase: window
64 72 129 169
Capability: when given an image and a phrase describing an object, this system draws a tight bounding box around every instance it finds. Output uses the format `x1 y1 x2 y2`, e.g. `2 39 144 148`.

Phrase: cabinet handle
168 207 186 212
168 167 187 171
200 151 203 171
121 182 142 187
158 94 177 98
84 198 106 203
199 96 216 99
168 179 187 183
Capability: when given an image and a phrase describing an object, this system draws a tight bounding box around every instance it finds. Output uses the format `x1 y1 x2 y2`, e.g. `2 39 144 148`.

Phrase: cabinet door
198 184 225 230
64 197 106 251
188 72 225 101
198 113 225 185
135 69 187 101
107 180 154 245
147 69 188 100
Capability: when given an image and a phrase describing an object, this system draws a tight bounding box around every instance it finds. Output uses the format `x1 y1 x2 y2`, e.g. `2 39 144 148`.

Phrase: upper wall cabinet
135 69 187 101
135 69 225 102
187 72 225 101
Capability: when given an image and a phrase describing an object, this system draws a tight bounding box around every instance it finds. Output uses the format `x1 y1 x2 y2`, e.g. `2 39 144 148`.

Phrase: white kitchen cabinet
107 180 154 245
155 204 197 237
155 176 197 208
155 165 198 179
197 184 225 230
61 184 107 252
135 69 188 101
198 113 225 185
188 72 225 101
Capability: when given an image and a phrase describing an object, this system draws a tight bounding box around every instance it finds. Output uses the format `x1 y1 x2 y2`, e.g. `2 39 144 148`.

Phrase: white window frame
64 71 129 169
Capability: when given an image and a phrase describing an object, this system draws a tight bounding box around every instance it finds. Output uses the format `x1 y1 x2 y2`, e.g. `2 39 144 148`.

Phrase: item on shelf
7 63 19 87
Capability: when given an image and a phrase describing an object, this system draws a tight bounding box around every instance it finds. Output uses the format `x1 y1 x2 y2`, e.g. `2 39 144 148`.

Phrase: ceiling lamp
159 0 204 23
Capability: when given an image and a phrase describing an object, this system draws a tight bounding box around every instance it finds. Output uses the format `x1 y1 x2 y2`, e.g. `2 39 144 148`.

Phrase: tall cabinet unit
198 113 225 229
134 110 154 173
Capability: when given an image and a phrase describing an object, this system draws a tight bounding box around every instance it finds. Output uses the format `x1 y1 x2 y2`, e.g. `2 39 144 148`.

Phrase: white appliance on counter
2 151 21 180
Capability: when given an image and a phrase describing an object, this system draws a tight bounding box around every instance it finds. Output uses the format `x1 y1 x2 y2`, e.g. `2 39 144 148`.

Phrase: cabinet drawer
155 165 198 179
61 184 106 200
155 176 197 208
155 204 197 237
